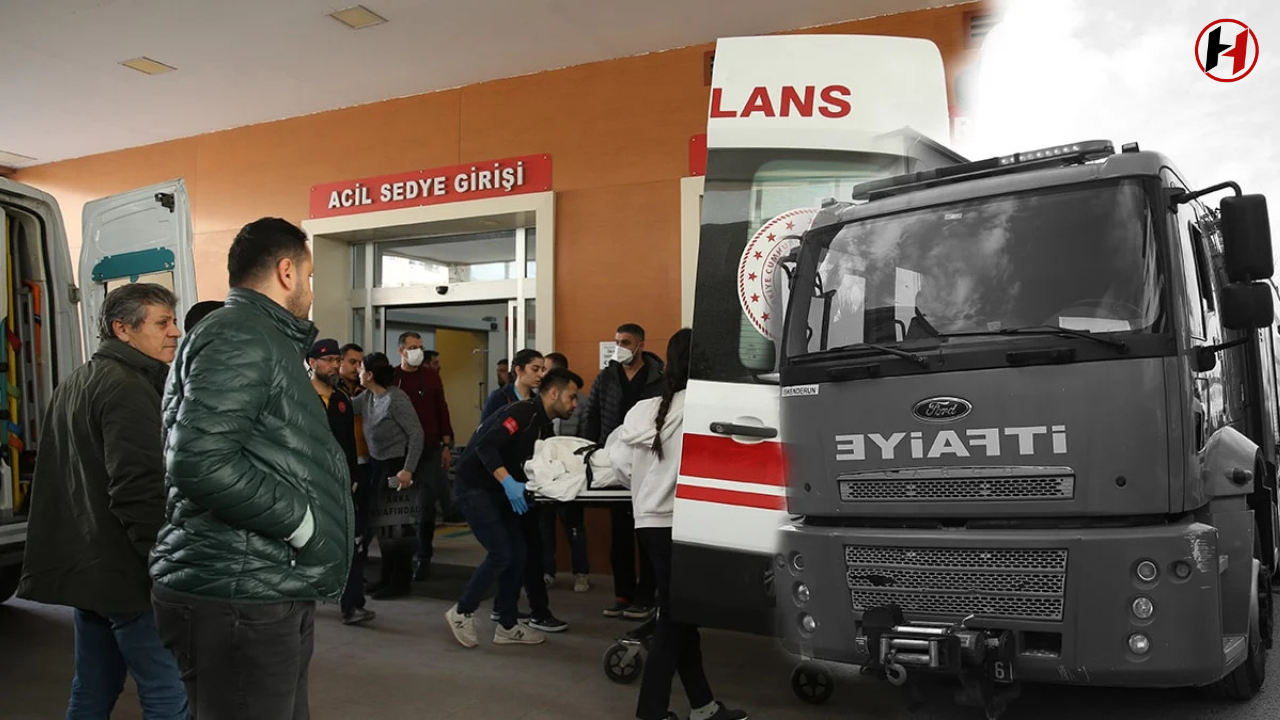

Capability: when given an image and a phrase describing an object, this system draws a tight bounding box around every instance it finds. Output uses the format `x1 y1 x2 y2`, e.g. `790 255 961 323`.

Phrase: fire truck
773 140 1280 718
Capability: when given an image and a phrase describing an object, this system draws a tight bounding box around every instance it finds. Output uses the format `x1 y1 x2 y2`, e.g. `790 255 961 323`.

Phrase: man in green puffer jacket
149 217 353 720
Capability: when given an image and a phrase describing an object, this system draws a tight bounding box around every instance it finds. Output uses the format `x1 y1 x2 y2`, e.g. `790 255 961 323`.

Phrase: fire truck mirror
1220 281 1274 331
1221 194 1273 283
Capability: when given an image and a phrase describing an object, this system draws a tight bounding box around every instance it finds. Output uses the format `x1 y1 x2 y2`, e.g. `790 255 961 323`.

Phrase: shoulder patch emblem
503 416 520 435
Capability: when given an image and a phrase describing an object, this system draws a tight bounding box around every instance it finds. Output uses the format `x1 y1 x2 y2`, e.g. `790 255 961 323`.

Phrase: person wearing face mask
577 323 665 621
18 284 188 720
393 332 454 583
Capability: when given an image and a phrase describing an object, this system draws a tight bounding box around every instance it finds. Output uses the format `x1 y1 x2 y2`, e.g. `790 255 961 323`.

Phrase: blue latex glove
501 476 528 514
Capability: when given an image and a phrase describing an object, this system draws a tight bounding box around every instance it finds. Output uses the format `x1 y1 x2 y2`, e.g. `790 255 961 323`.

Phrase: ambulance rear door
672 34 957 635
79 180 196 359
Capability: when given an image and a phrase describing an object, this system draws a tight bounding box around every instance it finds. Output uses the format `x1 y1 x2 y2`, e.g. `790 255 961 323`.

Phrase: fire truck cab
775 140 1280 718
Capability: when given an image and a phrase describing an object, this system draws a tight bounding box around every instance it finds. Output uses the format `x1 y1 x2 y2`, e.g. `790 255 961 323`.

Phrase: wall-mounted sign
689 134 707 176
309 154 552 219
599 341 617 370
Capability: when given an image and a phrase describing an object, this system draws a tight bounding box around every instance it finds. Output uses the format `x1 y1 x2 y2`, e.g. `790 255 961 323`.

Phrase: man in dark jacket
579 322 664 620
18 283 187 719
445 368 583 648
149 217 353 720
308 337 374 627
393 331 453 581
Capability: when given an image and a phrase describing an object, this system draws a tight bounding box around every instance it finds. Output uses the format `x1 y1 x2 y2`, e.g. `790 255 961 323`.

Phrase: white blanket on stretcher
523 435 624 501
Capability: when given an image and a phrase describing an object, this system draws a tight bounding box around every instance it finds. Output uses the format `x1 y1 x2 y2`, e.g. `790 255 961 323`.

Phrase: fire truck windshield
786 179 1166 360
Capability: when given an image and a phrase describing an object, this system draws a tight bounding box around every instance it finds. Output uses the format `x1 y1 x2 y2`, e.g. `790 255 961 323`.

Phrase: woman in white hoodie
607 329 748 720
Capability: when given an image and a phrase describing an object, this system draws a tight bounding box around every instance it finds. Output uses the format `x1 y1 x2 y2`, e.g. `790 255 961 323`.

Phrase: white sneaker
543 573 555 589
446 605 478 648
574 574 590 593
494 622 546 645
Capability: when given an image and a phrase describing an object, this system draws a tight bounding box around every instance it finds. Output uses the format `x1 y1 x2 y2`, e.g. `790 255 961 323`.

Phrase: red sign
709 85 853 119
309 154 552 219
689 134 707 176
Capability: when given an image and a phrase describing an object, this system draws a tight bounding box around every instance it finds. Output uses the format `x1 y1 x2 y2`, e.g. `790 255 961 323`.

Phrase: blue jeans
455 487 526 628
67 609 188 720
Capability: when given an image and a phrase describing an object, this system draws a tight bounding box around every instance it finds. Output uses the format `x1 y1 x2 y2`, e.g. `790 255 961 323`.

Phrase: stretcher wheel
791 662 834 705
603 642 644 684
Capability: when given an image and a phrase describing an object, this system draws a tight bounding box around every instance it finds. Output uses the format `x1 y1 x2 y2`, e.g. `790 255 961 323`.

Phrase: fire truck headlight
794 583 811 606
799 613 818 635
1135 560 1158 582
1132 596 1155 620
1128 633 1151 655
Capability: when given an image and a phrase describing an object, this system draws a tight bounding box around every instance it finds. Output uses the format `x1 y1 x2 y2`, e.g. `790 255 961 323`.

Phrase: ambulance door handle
709 422 777 440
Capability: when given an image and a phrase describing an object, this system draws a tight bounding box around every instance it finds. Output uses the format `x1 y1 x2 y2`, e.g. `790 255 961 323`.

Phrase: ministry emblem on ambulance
737 207 819 340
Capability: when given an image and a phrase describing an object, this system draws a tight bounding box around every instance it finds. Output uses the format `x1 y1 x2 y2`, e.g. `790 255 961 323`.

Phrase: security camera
436 285 448 295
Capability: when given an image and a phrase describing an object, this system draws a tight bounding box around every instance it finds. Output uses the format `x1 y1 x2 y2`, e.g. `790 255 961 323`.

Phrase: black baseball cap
308 338 341 359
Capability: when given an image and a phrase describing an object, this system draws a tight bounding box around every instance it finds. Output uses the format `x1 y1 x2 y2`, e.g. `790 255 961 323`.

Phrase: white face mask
612 346 634 365
405 348 425 367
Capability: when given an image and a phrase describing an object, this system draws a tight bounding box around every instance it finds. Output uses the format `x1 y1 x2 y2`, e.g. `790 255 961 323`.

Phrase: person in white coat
607 328 748 720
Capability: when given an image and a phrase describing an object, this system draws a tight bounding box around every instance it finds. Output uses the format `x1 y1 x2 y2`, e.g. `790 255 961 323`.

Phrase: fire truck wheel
0 565 20 604
791 663 834 705
602 642 644 684
1211 561 1266 701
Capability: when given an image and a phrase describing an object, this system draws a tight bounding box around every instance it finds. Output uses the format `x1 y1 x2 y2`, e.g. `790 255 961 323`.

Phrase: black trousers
413 447 445 565
371 456 415 594
152 586 315 720
611 504 656 605
341 464 370 613
635 527 715 720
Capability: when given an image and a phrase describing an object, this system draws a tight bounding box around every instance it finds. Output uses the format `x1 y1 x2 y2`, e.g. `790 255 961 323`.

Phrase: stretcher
524 430 634 504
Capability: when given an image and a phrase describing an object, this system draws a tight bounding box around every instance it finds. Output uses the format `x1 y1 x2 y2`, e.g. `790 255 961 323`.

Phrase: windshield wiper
809 342 930 368
938 325 1129 354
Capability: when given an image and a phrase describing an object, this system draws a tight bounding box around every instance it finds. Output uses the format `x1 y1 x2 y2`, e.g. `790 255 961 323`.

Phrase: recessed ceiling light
0 149 36 166
328 5 387 29
120 57 176 75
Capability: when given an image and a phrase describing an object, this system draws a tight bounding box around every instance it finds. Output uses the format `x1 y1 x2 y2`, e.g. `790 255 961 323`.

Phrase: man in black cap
308 338 374 626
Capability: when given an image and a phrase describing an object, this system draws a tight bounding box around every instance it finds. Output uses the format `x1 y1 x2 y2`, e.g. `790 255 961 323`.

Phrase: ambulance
672 34 962 639
0 178 196 603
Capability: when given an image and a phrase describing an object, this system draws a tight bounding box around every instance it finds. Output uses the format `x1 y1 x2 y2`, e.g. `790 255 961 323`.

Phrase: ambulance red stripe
675 483 787 511
679 433 786 487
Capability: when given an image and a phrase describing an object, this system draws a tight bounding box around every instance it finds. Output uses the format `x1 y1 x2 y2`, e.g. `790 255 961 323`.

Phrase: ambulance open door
79 180 196 358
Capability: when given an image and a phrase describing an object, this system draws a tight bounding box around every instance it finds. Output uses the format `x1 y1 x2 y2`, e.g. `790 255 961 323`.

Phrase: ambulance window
690 150 913 384
104 271 176 295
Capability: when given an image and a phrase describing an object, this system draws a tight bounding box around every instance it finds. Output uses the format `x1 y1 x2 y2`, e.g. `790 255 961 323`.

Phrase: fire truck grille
845 546 1068 622
838 475 1074 502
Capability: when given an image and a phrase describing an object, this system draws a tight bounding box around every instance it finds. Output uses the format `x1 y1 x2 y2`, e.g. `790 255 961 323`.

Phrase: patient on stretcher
523 435 627 501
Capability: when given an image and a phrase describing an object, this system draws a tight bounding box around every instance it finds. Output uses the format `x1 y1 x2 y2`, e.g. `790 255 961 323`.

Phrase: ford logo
912 396 972 423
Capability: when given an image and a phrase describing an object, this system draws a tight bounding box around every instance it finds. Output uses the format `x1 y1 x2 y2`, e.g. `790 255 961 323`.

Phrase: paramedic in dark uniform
308 338 375 626
445 367 583 648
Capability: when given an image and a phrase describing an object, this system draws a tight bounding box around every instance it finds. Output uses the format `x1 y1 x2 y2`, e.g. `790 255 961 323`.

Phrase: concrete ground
3 528 1278 720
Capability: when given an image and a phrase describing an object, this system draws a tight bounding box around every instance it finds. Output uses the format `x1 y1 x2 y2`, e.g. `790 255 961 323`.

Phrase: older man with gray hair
18 282 187 719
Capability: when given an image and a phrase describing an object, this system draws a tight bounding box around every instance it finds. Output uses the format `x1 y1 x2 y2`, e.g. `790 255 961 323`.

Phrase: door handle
709 422 778 439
